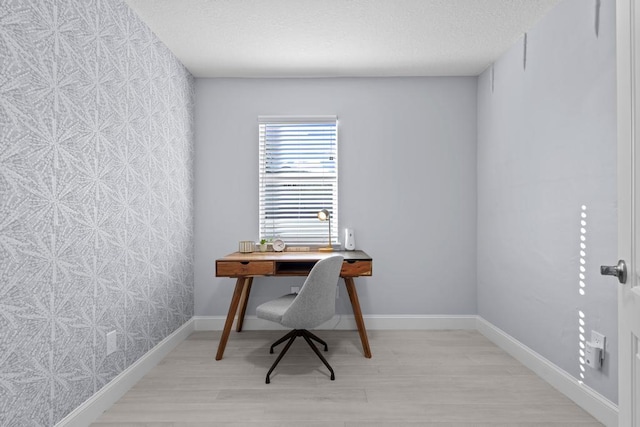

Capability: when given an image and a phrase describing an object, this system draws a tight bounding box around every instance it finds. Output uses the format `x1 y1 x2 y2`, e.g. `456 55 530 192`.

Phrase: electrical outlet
106 330 117 355
591 331 606 350
291 286 300 294
591 331 605 364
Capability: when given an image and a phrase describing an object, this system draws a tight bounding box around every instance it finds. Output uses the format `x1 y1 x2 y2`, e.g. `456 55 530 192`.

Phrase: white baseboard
476 317 618 427
54 315 617 427
55 318 195 427
193 314 478 331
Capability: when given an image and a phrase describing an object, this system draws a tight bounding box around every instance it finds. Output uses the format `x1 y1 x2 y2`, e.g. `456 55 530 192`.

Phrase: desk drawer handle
240 261 249 265
346 260 357 264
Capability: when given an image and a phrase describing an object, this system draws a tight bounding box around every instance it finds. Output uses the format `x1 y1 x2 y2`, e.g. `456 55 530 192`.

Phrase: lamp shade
318 209 330 221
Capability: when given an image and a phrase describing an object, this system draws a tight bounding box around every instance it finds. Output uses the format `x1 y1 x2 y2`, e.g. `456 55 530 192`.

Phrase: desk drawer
341 260 372 277
217 261 274 277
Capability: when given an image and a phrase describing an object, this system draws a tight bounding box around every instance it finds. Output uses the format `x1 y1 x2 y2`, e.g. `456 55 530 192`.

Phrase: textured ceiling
124 0 562 78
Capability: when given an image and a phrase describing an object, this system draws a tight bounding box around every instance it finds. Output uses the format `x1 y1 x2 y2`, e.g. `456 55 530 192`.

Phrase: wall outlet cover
106 330 117 355
591 331 606 350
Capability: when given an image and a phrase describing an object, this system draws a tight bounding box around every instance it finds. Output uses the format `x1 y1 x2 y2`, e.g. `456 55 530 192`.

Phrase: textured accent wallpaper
0 1 194 425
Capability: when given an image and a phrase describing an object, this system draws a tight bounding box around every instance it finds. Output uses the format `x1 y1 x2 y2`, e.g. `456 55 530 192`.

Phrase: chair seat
256 293 296 324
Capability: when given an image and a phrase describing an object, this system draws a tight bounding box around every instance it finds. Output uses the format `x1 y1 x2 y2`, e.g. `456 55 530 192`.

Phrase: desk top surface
218 250 371 262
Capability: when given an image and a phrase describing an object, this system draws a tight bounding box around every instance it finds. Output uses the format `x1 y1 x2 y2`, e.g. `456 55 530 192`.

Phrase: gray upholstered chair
256 255 344 384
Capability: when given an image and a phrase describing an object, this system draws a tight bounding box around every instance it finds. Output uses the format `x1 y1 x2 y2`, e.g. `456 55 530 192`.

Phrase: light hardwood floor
93 329 603 426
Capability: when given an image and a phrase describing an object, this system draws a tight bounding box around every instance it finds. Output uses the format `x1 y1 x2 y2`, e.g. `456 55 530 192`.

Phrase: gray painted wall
195 77 477 318
1 1 194 424
477 0 617 402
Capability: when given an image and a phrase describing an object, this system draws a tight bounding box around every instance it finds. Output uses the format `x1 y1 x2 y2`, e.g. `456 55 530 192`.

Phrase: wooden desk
215 250 373 360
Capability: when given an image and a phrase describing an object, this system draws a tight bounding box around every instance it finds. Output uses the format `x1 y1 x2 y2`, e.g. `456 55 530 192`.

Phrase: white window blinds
258 116 338 246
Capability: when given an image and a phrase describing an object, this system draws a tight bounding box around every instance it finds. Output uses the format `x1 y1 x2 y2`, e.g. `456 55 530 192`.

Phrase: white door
615 1 640 425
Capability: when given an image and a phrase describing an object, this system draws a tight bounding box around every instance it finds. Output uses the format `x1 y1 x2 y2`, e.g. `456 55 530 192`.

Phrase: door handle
600 260 627 284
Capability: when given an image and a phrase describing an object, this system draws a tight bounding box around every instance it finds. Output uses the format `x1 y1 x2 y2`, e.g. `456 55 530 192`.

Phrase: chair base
266 329 335 384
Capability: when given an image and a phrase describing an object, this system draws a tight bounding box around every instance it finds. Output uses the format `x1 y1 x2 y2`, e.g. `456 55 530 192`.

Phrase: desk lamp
317 209 333 251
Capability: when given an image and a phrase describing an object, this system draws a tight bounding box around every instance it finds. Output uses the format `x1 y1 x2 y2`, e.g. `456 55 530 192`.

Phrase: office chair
256 255 344 384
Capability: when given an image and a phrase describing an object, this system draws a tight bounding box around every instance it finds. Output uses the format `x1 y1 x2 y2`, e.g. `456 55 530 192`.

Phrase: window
258 115 338 246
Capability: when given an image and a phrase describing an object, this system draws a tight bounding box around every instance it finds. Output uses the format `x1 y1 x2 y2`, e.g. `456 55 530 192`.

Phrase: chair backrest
280 255 344 329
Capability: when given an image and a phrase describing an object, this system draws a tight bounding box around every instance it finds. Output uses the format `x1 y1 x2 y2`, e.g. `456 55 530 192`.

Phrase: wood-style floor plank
93 330 603 426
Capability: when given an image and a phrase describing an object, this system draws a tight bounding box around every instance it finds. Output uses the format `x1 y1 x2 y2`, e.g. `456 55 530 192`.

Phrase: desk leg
215 277 245 360
343 277 372 358
235 277 253 332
